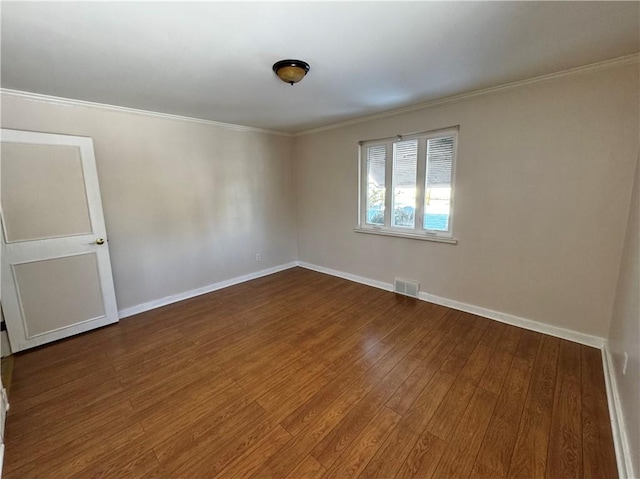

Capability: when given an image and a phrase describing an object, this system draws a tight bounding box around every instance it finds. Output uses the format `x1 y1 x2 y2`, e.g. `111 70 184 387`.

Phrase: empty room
0 1 638 478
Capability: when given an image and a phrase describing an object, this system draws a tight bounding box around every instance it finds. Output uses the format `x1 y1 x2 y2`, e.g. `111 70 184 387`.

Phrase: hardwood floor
3 267 618 478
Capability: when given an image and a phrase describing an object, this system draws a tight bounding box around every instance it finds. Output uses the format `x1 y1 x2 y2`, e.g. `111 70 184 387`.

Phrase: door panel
13 253 105 338
1 142 92 242
1 129 118 352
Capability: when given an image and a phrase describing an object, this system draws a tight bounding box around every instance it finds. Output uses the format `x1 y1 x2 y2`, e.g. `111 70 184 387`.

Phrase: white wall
294 63 639 338
609 153 639 478
0 95 298 312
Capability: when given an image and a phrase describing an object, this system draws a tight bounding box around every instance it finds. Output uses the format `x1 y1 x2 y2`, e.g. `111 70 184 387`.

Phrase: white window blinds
366 145 386 225
392 140 418 228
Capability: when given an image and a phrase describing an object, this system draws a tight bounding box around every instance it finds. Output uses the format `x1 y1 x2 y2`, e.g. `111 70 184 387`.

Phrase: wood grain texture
432 386 497 479
546 340 582 479
358 423 420 479
320 406 401 479
285 455 326 479
508 335 560 478
476 356 534 476
3 268 618 479
581 345 618 479
396 430 448 479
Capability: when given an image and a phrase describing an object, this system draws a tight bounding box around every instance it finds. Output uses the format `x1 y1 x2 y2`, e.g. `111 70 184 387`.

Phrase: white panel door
0 129 118 352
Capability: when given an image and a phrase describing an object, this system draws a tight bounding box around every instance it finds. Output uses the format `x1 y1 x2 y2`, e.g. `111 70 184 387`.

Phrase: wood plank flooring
3 267 618 478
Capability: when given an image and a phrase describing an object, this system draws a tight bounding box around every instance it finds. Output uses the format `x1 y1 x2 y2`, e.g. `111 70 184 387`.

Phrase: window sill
353 227 458 244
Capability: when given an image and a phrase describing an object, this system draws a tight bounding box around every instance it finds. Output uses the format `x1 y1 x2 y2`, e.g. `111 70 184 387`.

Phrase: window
357 127 458 243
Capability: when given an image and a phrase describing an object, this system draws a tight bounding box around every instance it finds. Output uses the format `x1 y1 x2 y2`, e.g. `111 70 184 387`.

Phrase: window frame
356 126 459 244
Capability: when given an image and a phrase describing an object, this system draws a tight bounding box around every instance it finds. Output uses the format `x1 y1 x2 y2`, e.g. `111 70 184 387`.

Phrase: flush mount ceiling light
272 59 310 85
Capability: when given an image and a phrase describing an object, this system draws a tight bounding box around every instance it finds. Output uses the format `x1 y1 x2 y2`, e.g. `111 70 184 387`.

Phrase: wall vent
394 278 420 298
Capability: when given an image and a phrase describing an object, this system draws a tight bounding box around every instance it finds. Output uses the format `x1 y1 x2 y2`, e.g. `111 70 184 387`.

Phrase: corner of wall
291 135 303 263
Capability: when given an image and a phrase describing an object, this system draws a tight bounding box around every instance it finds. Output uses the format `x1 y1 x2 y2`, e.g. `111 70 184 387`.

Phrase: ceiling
2 2 639 133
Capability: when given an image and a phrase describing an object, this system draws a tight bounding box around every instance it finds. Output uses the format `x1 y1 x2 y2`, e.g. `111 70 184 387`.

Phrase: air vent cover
394 278 419 298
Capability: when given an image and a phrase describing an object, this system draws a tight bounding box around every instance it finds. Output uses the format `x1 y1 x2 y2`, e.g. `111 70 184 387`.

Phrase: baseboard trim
118 261 298 319
299 262 631 472
120 259 607 348
418 291 604 349
297 262 394 293
602 342 634 479
114 259 627 475
297 261 605 349
115 259 625 475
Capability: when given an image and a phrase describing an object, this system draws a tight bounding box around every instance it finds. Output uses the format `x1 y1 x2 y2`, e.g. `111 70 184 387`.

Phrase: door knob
95 238 105 245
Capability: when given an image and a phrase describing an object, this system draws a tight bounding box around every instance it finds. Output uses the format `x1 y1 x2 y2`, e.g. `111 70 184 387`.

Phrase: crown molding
0 89 294 137
2 53 637 138
295 53 640 137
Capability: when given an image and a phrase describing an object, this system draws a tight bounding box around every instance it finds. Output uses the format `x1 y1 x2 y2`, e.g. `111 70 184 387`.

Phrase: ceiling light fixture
272 59 310 85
